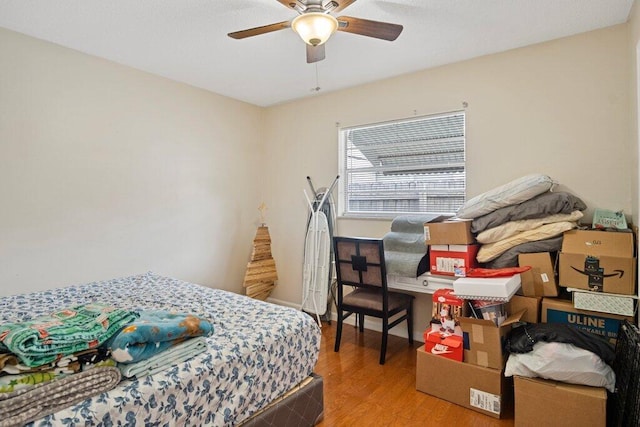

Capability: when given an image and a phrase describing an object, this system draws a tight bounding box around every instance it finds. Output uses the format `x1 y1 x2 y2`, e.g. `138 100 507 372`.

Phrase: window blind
339 111 465 217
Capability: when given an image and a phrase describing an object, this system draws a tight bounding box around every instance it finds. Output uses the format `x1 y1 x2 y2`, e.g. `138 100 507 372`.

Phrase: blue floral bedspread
0 272 321 426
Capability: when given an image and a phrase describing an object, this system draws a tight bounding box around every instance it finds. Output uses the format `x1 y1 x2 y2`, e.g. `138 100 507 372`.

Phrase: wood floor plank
314 321 515 426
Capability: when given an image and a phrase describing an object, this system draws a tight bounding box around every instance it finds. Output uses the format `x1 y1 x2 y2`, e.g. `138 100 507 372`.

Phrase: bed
0 272 323 426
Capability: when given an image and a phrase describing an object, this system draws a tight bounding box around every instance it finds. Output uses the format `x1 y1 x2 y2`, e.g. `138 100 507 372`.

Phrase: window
338 111 465 218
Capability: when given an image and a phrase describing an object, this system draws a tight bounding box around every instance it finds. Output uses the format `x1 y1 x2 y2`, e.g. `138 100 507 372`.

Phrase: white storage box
569 288 637 317
453 274 522 302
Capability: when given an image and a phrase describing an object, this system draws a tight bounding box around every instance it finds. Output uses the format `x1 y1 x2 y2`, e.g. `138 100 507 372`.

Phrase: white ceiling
0 0 634 107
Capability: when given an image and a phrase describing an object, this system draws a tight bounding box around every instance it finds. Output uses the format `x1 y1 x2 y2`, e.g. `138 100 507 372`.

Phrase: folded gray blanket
384 215 441 277
471 192 586 234
0 366 121 427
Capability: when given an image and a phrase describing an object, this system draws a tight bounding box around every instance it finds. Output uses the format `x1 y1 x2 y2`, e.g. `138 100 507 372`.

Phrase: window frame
337 111 466 220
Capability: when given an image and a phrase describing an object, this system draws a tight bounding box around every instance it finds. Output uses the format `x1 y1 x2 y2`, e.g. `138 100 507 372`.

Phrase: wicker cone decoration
243 225 278 300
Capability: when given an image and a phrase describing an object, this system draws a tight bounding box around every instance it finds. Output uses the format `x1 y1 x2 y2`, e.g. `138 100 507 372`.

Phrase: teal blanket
0 303 138 368
108 310 213 364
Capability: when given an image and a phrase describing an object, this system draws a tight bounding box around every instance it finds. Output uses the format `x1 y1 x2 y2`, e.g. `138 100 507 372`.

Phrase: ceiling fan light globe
291 12 338 46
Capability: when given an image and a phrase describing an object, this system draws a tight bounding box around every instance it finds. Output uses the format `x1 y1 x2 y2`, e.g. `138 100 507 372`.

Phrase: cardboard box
518 252 558 297
416 347 512 419
431 288 468 336
424 219 475 245
424 327 463 361
559 229 636 295
541 297 635 343
430 244 479 277
506 295 541 324
459 310 525 370
514 376 606 427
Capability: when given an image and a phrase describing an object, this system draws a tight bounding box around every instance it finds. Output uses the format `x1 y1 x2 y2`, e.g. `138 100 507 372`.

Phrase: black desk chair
333 236 414 365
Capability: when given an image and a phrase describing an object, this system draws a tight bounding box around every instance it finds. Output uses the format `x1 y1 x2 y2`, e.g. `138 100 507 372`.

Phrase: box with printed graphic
558 229 636 295
430 288 468 337
423 327 463 361
541 297 634 344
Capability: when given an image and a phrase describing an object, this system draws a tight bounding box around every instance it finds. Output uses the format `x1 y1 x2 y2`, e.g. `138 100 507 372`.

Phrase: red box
431 288 468 336
424 327 463 361
430 244 480 277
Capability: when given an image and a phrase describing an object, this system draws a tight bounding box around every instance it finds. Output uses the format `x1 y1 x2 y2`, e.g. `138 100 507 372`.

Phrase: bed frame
240 373 324 426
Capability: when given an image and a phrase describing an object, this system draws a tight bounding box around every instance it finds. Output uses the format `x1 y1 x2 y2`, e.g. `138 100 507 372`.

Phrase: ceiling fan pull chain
312 63 321 92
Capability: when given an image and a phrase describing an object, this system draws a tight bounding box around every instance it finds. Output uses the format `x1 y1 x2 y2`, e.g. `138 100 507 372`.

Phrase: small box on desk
424 219 475 245
429 244 480 277
416 347 512 419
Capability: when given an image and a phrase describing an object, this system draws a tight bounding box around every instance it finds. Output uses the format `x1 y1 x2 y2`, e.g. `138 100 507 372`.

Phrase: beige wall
0 28 264 296
0 22 635 338
630 0 640 229
264 24 631 335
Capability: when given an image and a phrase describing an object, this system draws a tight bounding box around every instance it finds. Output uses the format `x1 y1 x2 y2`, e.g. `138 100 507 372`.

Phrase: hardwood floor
314 321 515 427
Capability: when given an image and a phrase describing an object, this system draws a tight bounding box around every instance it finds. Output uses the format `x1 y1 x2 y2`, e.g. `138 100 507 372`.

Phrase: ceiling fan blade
228 21 291 40
337 16 403 41
324 0 357 14
276 0 305 12
307 44 325 63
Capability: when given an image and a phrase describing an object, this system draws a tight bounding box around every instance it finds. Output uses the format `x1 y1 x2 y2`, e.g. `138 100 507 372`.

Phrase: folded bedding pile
0 302 213 425
504 323 616 392
456 174 587 268
0 366 121 427
383 214 443 277
107 310 213 378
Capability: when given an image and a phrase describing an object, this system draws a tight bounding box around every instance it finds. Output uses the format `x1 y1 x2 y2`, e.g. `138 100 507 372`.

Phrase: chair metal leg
358 313 364 332
407 302 414 344
334 311 343 352
380 318 389 365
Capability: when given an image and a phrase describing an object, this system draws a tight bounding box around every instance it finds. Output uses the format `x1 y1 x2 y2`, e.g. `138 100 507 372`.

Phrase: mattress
0 272 321 426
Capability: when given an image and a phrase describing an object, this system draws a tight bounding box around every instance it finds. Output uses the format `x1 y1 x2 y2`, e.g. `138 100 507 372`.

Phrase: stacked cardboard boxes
516 228 638 342
424 219 479 277
418 220 631 423
423 289 467 361
510 229 636 425
417 218 534 419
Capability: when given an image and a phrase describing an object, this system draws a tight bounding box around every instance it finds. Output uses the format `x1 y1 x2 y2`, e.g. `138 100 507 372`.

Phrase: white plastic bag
505 341 616 392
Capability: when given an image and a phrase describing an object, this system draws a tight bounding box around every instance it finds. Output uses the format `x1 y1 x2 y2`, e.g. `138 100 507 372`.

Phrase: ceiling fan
228 0 403 63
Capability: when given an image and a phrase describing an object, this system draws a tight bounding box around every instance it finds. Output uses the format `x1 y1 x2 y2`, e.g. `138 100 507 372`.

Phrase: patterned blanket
0 303 138 368
0 366 121 427
108 310 213 364
0 272 321 426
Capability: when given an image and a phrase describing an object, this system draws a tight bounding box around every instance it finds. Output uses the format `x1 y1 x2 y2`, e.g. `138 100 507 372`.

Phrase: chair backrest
333 237 388 291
